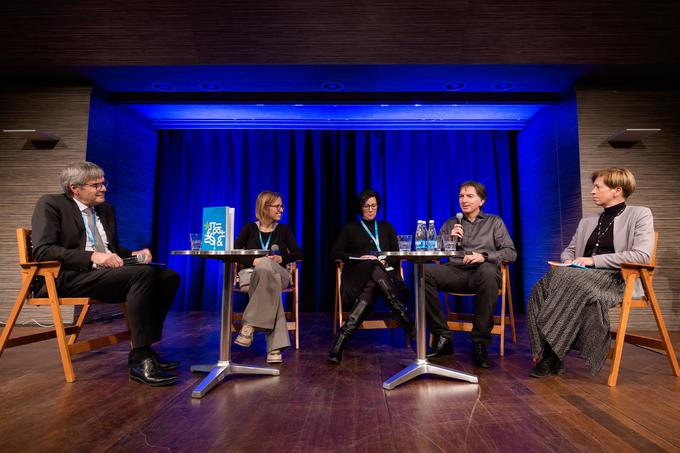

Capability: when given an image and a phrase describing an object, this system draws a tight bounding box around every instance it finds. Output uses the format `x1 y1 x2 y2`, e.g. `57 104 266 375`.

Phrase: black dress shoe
130 357 178 387
529 355 564 378
472 342 491 368
427 336 454 359
151 349 180 371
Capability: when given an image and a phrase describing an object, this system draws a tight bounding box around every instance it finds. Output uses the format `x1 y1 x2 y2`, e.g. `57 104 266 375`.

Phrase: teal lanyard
360 219 381 252
258 230 272 250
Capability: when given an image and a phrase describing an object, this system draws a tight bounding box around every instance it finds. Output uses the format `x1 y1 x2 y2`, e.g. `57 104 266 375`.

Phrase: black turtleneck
584 202 626 257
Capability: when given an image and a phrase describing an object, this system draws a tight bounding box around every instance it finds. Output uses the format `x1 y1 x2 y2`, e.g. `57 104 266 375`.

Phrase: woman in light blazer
527 168 654 378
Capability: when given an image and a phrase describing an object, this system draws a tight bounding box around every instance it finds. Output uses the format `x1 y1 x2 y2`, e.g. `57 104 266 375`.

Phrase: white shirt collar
73 197 91 213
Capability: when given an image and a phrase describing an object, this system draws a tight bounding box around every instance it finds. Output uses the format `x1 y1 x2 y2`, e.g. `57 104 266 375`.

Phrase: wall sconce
608 128 661 148
2 129 61 149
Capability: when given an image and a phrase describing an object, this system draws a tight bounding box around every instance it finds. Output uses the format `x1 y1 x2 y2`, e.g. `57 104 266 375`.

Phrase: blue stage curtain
156 129 517 312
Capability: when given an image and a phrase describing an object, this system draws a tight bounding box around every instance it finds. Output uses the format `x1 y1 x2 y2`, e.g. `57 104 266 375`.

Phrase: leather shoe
130 357 178 387
529 352 564 378
472 342 491 368
427 336 454 359
151 349 180 371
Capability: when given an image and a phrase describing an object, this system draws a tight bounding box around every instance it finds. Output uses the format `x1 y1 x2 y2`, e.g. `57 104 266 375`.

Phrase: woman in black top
233 190 303 364
328 189 414 363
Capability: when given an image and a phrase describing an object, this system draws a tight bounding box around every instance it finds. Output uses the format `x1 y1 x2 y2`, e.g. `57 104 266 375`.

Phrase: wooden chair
231 260 301 349
441 261 516 356
333 259 408 342
0 228 130 382
608 232 680 386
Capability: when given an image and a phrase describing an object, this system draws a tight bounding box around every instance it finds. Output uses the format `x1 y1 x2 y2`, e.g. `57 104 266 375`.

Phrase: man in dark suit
32 161 180 386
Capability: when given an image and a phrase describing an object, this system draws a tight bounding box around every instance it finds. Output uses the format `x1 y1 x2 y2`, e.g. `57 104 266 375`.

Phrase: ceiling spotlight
200 82 223 91
152 82 175 92
321 82 344 91
493 82 515 91
445 82 466 91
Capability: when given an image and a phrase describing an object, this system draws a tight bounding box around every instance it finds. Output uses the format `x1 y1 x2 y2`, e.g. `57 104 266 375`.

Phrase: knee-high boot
328 299 371 364
375 278 416 338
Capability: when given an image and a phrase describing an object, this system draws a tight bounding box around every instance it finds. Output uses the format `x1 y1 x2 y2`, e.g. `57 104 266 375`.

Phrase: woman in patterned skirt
527 168 654 378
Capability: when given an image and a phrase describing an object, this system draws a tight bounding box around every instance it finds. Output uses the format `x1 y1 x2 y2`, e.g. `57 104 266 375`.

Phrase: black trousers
54 265 180 348
424 262 500 345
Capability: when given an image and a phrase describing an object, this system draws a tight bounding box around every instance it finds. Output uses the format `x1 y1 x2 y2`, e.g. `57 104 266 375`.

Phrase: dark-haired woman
328 189 415 363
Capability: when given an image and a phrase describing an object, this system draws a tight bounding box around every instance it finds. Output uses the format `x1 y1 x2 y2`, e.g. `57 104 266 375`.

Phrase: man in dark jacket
32 161 180 386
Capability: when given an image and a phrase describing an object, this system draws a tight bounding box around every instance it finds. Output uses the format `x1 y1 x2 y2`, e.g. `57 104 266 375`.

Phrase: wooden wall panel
1 0 679 66
0 87 91 325
576 89 680 329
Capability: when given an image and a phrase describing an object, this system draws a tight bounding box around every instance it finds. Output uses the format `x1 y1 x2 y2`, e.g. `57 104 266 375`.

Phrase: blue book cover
202 206 235 251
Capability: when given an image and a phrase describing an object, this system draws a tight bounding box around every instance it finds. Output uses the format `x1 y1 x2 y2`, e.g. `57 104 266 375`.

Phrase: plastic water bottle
415 220 426 251
427 220 437 250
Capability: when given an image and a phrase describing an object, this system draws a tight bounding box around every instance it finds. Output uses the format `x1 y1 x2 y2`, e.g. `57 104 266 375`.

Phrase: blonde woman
233 191 302 364
528 168 654 378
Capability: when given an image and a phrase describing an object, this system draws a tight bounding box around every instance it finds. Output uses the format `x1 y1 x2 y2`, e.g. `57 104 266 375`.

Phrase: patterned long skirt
527 267 624 375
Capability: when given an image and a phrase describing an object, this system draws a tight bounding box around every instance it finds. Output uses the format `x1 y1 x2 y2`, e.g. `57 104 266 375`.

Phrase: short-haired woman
328 189 415 363
527 168 654 378
233 191 302 364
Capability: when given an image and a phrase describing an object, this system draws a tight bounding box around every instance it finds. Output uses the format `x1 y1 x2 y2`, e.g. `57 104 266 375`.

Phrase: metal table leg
383 261 477 390
191 261 280 399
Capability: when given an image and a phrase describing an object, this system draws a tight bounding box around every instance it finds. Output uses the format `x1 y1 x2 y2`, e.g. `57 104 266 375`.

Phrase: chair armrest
19 260 62 267
620 262 655 271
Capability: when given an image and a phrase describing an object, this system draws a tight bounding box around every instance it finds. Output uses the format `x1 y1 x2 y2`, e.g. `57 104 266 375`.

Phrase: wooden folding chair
441 261 516 356
332 260 409 347
231 260 301 349
0 228 131 382
608 232 680 386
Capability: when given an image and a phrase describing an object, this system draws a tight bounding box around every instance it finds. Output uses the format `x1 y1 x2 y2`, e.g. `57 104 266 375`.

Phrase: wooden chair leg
0 269 37 355
68 304 91 346
45 274 76 383
608 275 636 387
641 269 680 377
294 286 300 350
507 280 516 343
500 290 506 357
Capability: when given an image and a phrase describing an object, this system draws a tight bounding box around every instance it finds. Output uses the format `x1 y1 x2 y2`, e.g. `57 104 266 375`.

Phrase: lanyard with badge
360 220 392 271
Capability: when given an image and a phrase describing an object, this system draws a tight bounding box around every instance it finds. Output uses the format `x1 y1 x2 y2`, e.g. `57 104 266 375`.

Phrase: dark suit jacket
31 194 132 276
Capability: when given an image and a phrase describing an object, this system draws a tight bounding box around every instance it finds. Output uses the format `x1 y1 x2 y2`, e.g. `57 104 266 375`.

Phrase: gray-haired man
31 161 180 386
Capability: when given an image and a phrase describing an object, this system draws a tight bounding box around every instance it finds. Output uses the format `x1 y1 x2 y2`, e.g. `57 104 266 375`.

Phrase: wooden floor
1 312 680 452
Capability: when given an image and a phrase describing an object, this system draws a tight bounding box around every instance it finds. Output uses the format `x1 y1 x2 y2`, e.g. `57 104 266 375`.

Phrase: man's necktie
85 208 106 252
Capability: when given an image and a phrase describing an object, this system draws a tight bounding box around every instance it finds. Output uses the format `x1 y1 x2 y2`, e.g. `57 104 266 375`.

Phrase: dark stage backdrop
156 129 518 312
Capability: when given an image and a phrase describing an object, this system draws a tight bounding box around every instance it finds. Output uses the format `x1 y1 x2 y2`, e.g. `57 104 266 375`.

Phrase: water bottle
427 220 437 250
415 220 426 251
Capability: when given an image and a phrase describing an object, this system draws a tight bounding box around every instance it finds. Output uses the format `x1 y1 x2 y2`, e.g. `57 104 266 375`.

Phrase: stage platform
1 312 679 451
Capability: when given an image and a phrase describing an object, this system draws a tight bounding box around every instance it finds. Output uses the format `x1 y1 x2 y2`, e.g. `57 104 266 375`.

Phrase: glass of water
397 235 412 252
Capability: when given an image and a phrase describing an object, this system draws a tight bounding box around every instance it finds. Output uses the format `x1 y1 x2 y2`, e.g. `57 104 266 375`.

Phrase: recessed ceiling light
321 82 344 91
445 82 466 91
151 82 175 92
200 82 223 91
493 82 515 91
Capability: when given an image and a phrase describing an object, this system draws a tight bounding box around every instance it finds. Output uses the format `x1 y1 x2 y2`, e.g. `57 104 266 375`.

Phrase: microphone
123 254 146 265
270 244 281 256
453 212 464 249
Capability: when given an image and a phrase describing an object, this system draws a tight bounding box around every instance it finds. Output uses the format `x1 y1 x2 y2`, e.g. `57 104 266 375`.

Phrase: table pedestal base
382 359 478 390
190 361 280 398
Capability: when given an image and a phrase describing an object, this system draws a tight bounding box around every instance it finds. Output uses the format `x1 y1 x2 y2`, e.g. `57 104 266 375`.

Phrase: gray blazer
561 205 654 269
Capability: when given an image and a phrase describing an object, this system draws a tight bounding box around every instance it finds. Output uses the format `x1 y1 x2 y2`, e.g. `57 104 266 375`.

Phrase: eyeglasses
81 181 109 190
362 204 378 211
267 204 285 211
